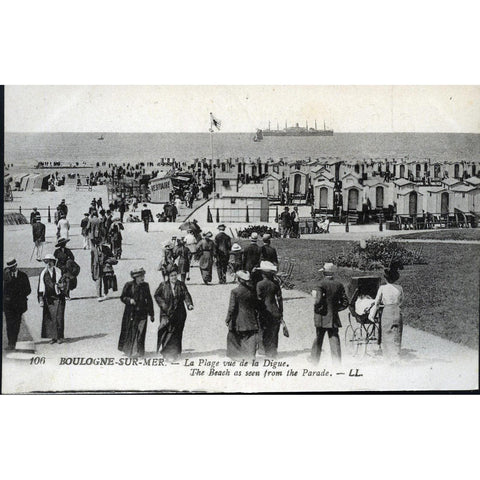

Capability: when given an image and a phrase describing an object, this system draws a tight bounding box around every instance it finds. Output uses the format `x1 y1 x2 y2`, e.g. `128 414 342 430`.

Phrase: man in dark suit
260 234 278 265
214 224 231 284
226 270 259 359
3 259 32 350
141 204 154 232
32 214 46 260
242 232 261 273
311 263 349 365
30 207 40 224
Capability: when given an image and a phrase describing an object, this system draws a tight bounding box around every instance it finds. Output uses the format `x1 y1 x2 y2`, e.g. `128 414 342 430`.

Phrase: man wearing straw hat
214 224 231 284
311 263 349 365
3 259 31 350
38 254 66 344
225 270 260 360
256 261 286 358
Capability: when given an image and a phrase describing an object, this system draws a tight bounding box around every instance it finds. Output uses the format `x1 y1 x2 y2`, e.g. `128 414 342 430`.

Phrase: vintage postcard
2 85 479 393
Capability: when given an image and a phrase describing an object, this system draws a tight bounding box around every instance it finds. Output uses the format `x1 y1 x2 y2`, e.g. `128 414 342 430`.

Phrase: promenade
2 184 478 392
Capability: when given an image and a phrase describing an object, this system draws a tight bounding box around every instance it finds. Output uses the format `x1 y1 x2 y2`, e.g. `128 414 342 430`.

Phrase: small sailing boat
253 128 263 142
98 134 105 140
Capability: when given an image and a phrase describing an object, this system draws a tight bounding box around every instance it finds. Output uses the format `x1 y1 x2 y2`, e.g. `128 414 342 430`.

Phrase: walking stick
30 244 36 261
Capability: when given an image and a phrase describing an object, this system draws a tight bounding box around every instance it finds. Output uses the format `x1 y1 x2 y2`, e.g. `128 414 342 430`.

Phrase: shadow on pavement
36 333 108 345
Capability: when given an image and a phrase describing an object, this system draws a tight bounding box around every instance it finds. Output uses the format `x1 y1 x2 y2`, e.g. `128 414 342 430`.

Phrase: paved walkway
3 214 478 392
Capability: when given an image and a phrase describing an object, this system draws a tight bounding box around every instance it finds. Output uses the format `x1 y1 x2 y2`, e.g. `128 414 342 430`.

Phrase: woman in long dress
38 254 66 344
196 232 215 284
159 242 176 282
154 266 194 361
118 267 154 357
173 238 192 283
369 267 404 361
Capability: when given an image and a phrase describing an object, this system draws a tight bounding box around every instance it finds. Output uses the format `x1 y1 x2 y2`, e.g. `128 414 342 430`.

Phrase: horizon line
5 130 480 135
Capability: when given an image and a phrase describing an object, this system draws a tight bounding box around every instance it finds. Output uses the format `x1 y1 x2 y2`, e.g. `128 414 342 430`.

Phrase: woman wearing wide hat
225 270 260 360
173 238 192 283
154 265 194 361
369 267 404 361
255 261 286 358
118 267 154 357
196 231 215 284
38 254 66 344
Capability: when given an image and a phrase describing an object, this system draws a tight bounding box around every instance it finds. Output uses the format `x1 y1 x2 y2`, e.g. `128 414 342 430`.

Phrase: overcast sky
5 85 480 133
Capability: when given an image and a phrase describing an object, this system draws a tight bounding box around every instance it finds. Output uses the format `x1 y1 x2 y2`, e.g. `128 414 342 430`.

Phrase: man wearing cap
311 263 349 365
196 231 216 284
214 224 231 284
30 207 40 224
225 270 260 360
80 212 91 249
32 214 46 261
141 203 154 232
256 261 284 358
57 199 68 218
279 207 292 238
38 254 66 344
118 267 154 357
3 259 32 350
242 232 261 273
260 234 278 265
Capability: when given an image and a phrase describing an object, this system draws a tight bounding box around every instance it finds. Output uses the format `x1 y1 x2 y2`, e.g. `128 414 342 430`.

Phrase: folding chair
277 259 295 289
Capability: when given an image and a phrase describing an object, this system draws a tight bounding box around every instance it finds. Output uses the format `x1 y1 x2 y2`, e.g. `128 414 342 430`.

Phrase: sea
4 132 480 173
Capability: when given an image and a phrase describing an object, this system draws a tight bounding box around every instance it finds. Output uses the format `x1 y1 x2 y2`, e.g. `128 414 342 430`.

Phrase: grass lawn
241 238 479 349
396 228 480 241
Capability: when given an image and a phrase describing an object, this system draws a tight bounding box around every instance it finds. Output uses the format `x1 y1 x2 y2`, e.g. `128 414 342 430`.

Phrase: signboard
150 177 172 203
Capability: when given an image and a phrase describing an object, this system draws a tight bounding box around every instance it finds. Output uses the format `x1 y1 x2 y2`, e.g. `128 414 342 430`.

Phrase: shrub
328 238 427 270
236 225 280 238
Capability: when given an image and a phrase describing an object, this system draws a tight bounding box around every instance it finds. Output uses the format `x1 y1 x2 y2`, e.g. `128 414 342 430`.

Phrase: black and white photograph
2 85 479 393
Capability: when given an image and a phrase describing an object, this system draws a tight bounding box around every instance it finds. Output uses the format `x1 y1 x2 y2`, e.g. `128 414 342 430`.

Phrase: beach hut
363 178 395 210
396 189 424 216
212 184 269 223
214 172 239 197
289 170 309 198
451 185 480 213
313 178 335 213
425 186 452 215
262 173 282 199
441 177 463 190
341 173 364 212
23 173 51 191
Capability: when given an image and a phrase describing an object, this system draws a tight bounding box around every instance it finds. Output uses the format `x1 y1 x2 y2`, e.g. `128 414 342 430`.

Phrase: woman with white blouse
369 268 404 361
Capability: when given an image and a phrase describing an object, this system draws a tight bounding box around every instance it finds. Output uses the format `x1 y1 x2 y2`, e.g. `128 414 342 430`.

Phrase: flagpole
210 113 215 192
209 113 214 167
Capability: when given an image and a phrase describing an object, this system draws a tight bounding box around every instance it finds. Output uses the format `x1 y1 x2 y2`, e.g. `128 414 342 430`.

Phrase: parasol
179 221 196 231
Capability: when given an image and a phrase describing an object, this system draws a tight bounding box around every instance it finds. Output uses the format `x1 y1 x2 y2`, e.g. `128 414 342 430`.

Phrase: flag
210 112 221 131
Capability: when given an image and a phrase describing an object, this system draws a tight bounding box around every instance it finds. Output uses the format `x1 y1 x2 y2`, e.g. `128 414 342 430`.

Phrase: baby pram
344 276 383 357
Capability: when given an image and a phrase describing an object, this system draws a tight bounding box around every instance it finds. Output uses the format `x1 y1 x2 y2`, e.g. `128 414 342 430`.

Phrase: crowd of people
5 200 405 364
